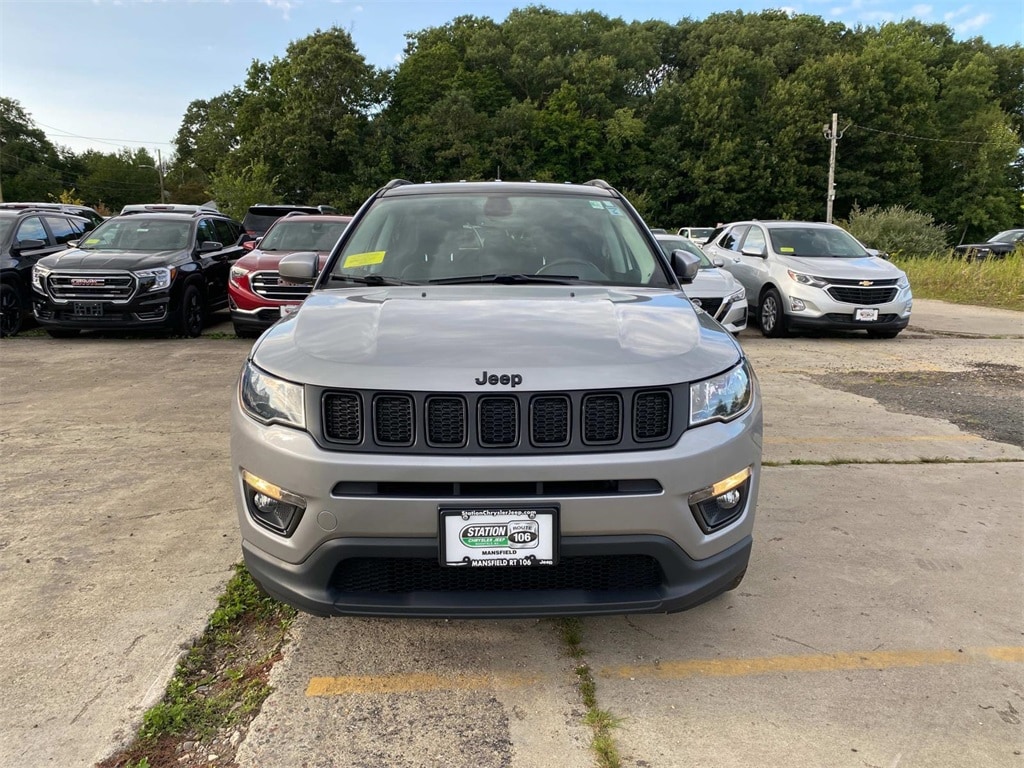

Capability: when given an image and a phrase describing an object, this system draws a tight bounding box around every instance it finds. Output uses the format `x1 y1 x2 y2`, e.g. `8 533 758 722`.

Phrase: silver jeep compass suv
231 179 762 618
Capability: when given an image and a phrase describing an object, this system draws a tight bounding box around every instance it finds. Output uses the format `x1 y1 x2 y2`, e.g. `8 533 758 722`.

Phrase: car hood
685 269 741 298
252 285 742 391
779 255 904 280
235 249 331 271
38 247 183 271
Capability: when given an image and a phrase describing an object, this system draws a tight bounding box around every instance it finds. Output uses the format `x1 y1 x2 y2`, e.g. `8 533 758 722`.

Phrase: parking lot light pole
140 149 166 203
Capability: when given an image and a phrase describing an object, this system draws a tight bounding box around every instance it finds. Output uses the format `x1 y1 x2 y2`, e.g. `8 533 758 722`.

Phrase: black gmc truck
32 209 244 337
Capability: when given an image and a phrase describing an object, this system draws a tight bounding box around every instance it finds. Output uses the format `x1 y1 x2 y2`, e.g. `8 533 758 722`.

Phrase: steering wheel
536 258 607 280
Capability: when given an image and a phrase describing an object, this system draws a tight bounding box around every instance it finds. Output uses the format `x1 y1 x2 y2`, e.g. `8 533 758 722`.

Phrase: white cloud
956 12 994 31
261 0 296 20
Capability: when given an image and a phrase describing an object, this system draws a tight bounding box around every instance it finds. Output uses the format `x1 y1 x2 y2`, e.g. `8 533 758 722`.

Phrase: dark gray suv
231 179 763 618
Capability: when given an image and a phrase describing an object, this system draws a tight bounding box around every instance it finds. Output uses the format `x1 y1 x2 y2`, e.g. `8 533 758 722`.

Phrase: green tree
0 97 63 201
208 160 280 220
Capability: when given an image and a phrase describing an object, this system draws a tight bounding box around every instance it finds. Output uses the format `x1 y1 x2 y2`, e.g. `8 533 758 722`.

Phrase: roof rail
283 210 312 219
583 179 614 190
382 179 414 191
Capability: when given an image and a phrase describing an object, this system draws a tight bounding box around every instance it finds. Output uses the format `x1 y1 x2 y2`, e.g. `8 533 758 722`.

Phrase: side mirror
15 238 47 251
712 257 725 267
198 240 223 254
278 251 320 283
741 246 766 258
670 249 701 284
67 240 80 248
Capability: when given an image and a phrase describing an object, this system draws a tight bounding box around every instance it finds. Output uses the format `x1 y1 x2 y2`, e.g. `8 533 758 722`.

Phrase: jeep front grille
46 271 136 302
318 385 687 454
250 271 312 301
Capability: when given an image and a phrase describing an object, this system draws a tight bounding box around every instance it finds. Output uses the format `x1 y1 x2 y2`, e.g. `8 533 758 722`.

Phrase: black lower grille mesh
827 286 898 305
333 555 663 593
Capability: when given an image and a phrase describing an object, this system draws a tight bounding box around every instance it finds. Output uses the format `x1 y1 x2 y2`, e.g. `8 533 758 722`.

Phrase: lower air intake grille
332 555 663 593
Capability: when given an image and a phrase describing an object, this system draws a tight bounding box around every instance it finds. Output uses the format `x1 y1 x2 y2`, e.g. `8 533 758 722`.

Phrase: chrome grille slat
251 271 313 301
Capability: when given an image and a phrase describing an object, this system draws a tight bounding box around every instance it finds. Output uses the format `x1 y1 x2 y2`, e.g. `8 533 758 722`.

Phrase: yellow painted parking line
765 435 982 444
307 672 541 697
599 646 1024 680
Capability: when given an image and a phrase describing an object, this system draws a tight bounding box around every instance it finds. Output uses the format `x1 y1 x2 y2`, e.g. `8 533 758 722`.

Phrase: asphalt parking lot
1 299 1021 768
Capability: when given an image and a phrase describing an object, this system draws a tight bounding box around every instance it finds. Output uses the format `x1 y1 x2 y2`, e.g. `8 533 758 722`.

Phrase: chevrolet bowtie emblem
859 280 874 286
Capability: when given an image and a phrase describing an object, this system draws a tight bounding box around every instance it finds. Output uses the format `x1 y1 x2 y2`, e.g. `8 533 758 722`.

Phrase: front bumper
33 291 176 331
231 395 762 617
781 283 912 332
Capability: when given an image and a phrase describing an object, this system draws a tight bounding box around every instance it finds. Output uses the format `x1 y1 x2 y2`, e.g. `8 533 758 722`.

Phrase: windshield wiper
327 274 419 286
428 273 589 285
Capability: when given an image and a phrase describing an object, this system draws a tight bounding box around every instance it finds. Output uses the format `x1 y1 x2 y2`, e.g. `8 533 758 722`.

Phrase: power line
34 121 175 148
851 123 1007 145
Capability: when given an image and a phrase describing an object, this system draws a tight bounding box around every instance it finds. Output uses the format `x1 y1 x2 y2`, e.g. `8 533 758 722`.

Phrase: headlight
230 265 250 285
728 287 745 302
134 266 174 292
32 264 51 293
690 361 753 427
787 270 828 288
239 361 305 429
897 275 910 290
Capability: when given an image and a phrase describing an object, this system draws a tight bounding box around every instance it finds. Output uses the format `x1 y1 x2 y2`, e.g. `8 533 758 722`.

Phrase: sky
1 0 1021 160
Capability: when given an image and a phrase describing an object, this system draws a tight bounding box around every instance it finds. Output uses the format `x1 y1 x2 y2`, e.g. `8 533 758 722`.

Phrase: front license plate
279 304 300 318
854 307 879 322
73 301 103 317
440 506 558 567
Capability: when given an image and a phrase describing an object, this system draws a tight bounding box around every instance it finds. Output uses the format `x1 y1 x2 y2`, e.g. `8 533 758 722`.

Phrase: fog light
242 469 306 536
689 467 751 533
790 298 806 311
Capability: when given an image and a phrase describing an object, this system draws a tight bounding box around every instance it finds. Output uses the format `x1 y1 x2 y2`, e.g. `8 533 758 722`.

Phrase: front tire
759 287 788 338
0 283 23 337
177 284 205 338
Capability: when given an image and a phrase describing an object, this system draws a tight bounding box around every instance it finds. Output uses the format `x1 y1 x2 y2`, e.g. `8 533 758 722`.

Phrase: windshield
331 192 672 287
79 218 190 251
687 228 714 241
990 230 1024 244
768 226 868 258
260 219 350 252
657 237 714 268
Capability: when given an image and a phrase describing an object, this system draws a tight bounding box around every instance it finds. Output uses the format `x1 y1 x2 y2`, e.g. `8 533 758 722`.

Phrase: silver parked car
231 179 763 618
655 233 747 334
704 220 912 338
676 226 715 244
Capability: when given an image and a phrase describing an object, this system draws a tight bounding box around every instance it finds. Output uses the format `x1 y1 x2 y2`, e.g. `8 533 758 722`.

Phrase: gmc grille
250 271 312 301
318 385 688 454
46 271 136 302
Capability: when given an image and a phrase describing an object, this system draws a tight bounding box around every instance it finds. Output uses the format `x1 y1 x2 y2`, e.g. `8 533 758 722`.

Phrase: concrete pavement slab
582 463 1024 768
908 299 1024 338
0 337 251 767
235 617 593 768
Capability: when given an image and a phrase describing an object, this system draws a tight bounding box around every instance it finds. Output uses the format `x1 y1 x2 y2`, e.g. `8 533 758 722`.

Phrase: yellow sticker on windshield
84 238 100 244
780 247 795 253
344 251 385 268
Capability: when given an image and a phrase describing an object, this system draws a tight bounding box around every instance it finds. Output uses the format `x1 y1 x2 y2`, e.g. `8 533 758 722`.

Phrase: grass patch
98 564 296 768
557 618 621 768
891 251 1024 311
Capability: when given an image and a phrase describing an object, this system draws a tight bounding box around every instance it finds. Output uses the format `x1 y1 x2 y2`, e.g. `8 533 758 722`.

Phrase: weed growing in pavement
891 251 1024 311
97 564 296 768
557 617 622 768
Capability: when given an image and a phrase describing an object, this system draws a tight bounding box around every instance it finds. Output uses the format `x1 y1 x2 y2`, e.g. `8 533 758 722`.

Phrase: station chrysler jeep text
231 179 763 618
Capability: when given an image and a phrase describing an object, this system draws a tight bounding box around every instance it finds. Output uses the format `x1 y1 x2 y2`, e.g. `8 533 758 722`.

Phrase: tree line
2 7 1021 243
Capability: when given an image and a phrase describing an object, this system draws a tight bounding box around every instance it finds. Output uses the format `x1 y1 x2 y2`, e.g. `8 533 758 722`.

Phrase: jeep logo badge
475 371 523 388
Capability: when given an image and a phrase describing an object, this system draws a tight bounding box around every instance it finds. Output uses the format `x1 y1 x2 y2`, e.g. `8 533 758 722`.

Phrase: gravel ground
814 362 1024 448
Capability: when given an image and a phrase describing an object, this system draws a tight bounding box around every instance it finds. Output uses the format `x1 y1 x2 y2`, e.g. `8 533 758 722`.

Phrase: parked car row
0 201 350 338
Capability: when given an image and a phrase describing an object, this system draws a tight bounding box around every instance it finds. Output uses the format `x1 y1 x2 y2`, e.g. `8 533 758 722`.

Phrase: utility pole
156 149 166 202
822 113 844 224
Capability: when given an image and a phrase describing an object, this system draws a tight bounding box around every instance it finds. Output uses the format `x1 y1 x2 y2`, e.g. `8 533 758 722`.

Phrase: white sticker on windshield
603 202 622 216
589 201 604 209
